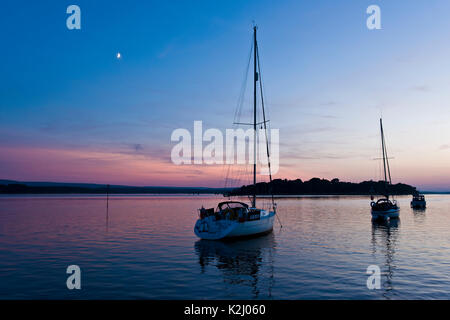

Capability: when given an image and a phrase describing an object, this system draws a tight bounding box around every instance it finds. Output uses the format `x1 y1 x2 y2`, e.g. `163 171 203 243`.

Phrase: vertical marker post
106 184 110 227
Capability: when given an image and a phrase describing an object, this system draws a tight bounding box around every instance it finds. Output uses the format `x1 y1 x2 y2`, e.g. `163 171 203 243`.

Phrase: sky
1 0 450 190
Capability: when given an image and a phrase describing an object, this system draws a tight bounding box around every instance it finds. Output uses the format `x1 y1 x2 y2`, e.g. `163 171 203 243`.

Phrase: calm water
0 194 449 299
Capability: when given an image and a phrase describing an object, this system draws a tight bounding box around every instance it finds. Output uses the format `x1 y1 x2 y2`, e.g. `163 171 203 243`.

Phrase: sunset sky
1 0 450 191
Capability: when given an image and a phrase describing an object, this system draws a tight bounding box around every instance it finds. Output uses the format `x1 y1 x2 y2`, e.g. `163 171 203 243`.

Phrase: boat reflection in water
194 233 276 299
371 218 400 299
412 207 426 225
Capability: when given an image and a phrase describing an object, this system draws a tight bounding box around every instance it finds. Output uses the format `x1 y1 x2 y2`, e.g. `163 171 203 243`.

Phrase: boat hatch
217 201 249 211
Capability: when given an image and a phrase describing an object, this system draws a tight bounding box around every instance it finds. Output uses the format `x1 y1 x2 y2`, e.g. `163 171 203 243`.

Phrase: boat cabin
198 201 262 222
371 198 398 211
217 201 248 211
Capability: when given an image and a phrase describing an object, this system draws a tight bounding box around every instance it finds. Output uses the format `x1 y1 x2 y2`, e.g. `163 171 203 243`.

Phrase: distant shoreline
0 193 448 199
227 178 420 197
0 185 229 195
1 178 446 195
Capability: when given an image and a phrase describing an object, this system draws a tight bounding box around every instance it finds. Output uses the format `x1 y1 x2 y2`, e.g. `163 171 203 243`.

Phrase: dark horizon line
1 178 449 194
0 179 232 190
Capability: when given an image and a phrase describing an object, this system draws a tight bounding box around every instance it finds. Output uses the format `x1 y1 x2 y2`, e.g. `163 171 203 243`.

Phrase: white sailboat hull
371 208 400 220
194 211 275 240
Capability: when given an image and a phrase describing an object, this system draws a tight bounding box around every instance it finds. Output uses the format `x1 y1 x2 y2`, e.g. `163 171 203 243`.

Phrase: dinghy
411 194 426 209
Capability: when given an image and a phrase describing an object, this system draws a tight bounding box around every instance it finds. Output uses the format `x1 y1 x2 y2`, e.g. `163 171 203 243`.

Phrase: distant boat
411 194 426 209
194 26 277 240
371 118 400 220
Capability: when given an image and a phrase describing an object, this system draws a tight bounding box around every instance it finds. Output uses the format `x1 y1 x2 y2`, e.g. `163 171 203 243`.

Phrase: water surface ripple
0 194 449 299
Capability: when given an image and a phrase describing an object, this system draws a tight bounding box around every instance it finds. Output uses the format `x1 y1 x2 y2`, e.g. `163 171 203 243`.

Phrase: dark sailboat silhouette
370 118 400 220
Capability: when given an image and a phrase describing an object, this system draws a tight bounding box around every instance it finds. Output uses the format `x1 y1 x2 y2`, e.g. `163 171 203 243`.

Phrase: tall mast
380 118 392 198
252 26 257 208
380 118 388 184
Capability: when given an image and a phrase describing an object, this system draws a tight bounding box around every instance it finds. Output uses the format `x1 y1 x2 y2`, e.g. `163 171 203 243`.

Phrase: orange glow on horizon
1 145 449 190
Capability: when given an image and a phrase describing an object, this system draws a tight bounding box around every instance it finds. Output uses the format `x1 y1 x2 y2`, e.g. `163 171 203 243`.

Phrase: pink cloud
0 146 227 187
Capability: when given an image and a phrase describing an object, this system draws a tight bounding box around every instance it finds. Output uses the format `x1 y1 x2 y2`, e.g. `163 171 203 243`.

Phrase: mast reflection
371 218 400 299
194 233 276 298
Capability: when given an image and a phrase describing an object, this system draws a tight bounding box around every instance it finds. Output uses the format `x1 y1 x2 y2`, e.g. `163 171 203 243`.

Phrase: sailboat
194 26 277 240
370 118 400 220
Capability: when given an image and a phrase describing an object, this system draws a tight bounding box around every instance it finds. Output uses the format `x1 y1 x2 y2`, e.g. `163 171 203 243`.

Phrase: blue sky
1 0 450 190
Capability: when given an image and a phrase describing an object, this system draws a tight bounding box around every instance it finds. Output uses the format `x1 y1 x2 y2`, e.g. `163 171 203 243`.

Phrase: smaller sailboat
371 118 400 220
411 193 426 209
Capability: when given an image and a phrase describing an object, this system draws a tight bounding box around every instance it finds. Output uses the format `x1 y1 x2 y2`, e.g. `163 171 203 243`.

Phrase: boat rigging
194 26 278 240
